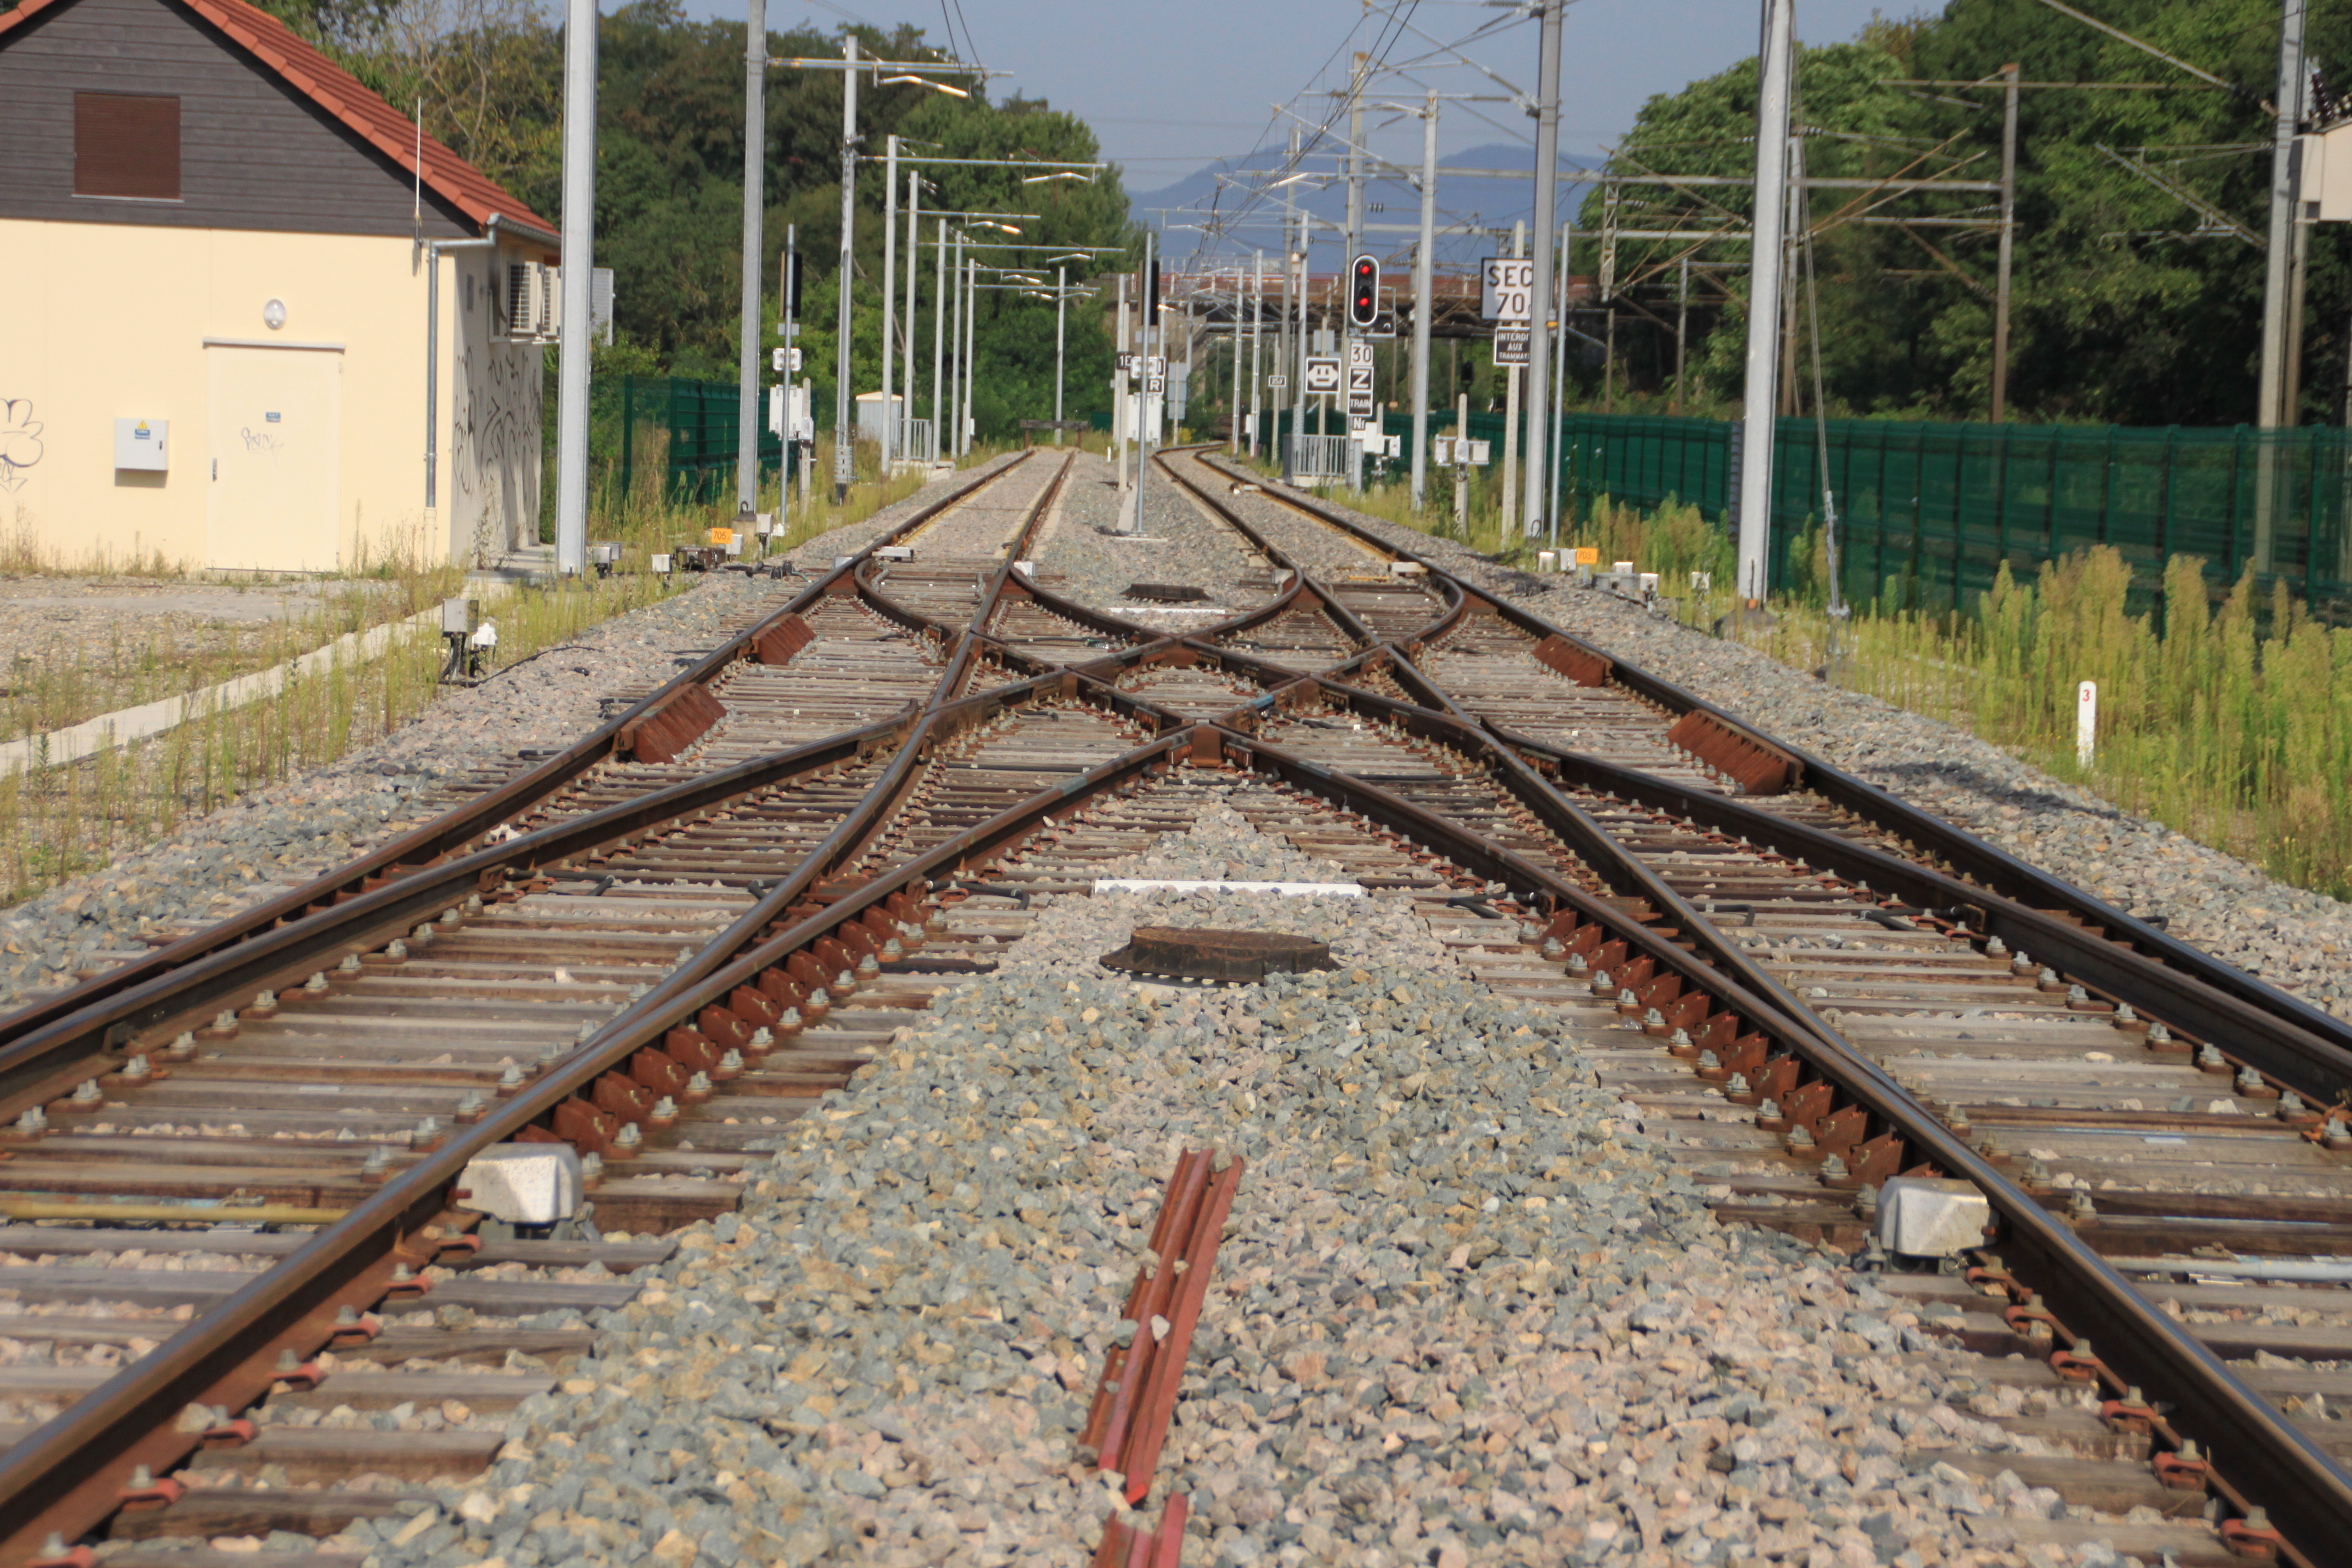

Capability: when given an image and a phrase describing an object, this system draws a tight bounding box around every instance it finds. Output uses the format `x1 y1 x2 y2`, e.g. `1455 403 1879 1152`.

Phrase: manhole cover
1098 925 1336 983
1123 582 1211 603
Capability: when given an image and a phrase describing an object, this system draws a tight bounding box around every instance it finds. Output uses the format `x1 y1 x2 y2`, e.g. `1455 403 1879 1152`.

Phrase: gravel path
1229 467 2352 1022
0 460 1024 1009
346 793 2124 1568
1031 454 1276 630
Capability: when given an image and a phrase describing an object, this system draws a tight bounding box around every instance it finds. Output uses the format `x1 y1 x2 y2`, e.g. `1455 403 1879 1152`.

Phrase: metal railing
897 416 937 465
1282 432 1356 486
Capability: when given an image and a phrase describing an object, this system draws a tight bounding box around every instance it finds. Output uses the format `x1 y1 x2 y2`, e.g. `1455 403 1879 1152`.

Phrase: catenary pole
1229 265 1243 454
1347 50 1367 489
1504 218 1523 533
1519 0 1563 540
1114 272 1129 489
1990 63 2019 421
1055 264 1067 445
903 169 921 462
1409 90 1438 510
2258 0 2307 429
734 0 765 515
1135 229 1154 533
931 220 946 462
831 35 859 502
949 233 964 456
552 0 597 576
961 251 976 455
1735 0 1795 602
1549 220 1568 541
879 133 897 472
1292 215 1309 477
1248 253 1263 459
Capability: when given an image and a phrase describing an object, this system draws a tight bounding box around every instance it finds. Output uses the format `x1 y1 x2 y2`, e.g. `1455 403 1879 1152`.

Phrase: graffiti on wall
451 260 544 564
0 400 44 492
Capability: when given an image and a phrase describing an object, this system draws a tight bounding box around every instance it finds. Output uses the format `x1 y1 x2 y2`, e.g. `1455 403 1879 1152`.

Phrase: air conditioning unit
505 261 555 342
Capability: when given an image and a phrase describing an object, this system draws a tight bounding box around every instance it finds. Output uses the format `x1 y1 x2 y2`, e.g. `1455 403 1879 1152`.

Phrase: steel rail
0 453 1078 1560
1187 448 2352 1073
0 457 1071 1132
1199 696 2352 1564
1151 447 2352 1560
0 720 1187 1558
0 451 1040 1059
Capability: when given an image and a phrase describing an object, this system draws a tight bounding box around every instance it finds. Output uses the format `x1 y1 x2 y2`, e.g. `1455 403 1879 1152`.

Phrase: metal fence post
619 375 635 509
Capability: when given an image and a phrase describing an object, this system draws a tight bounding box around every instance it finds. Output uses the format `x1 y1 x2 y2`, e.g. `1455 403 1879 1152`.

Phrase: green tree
1582 0 2352 427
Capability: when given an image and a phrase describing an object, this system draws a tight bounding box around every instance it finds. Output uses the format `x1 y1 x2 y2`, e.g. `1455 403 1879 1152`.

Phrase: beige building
0 0 557 572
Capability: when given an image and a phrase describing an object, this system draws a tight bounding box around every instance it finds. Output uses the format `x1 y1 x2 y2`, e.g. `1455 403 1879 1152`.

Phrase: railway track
0 442 2345 1567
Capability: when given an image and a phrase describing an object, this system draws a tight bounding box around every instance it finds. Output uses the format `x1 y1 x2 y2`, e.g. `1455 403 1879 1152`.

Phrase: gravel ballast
345 796 2134 1568
1214 465 2352 1021
0 458 1022 1009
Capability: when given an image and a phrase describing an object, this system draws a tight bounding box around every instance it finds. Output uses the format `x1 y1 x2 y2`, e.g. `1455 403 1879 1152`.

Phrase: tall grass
0 429 1012 912
0 567 684 911
1716 547 2352 902
0 569 468 745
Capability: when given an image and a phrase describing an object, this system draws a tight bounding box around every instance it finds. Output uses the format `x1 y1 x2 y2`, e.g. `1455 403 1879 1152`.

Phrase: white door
207 345 341 571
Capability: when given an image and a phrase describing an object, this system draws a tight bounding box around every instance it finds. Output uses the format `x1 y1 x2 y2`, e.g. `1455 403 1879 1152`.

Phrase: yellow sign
1573 547 1600 566
707 526 734 547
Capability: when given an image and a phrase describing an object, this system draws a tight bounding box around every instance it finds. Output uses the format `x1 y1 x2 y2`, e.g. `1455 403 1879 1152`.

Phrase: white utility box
115 418 168 472
440 597 481 636
461 1142 582 1224
1877 1177 1992 1259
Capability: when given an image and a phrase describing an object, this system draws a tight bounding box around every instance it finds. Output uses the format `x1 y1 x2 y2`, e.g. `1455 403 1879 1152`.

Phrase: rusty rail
0 450 1038 1060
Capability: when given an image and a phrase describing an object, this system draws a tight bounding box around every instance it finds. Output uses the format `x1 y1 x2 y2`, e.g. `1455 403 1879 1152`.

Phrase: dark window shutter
74 93 181 200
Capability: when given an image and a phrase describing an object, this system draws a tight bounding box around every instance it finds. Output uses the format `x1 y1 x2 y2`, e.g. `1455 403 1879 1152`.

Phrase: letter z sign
1346 339 1375 419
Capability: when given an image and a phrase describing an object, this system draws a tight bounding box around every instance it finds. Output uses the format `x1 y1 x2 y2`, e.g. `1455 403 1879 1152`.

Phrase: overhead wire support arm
2096 143 2267 247
2030 0 2270 111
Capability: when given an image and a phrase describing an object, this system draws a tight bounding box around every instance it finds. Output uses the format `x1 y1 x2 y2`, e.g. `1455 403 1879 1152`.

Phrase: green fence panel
613 376 787 506
1552 412 2352 613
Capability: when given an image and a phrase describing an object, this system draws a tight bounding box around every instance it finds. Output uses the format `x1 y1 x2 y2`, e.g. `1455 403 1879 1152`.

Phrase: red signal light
1349 254 1379 330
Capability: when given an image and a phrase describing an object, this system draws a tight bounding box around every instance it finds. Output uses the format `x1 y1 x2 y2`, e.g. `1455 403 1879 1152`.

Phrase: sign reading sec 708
1480 257 1535 324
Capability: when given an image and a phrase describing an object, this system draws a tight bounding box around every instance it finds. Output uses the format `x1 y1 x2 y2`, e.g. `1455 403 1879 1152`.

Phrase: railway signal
1348 254 1380 330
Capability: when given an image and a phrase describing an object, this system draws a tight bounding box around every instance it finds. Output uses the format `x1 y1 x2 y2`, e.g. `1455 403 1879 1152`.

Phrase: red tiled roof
0 0 558 246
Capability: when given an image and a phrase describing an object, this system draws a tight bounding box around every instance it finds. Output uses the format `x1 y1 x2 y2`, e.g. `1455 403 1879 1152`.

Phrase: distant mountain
1130 142 1603 268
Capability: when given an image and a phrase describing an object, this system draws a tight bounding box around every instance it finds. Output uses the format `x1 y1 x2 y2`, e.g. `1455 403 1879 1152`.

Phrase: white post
831 36 859 502
1454 388 1469 533
1735 0 1795 602
552 0 597 576
734 0 765 515
1520 0 1563 538
2076 680 2098 768
1055 264 1067 446
879 133 897 472
1409 90 1437 511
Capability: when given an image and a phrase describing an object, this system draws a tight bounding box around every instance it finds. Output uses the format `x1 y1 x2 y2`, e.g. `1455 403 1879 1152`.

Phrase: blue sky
714 0 1906 184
